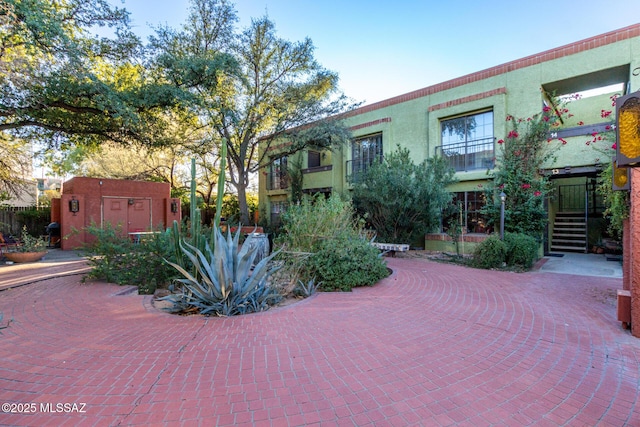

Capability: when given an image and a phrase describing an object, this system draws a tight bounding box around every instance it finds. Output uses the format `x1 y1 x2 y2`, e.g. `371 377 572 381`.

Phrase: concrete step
550 244 587 253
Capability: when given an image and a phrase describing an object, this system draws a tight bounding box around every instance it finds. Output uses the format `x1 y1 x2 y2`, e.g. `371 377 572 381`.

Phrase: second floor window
268 156 288 190
348 133 383 181
440 111 494 172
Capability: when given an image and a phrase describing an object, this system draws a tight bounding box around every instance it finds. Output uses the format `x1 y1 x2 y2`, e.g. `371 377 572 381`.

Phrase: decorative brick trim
428 87 507 112
349 117 392 131
344 24 640 117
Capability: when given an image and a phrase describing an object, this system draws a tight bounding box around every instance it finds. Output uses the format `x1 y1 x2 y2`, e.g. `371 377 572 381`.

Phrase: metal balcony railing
436 137 495 172
266 171 289 190
346 156 383 183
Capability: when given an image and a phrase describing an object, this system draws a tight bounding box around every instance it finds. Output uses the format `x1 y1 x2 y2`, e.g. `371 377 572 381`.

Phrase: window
348 133 383 181
444 191 489 234
308 150 321 168
268 156 288 190
439 111 494 171
270 200 288 226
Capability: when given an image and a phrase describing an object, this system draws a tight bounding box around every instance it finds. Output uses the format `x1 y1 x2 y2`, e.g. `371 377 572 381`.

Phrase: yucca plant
162 226 282 316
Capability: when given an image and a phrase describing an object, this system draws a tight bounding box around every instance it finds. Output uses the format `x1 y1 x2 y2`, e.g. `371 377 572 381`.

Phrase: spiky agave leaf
163 224 282 316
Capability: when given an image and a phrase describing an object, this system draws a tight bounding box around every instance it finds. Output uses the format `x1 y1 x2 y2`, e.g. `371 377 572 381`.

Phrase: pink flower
499 184 505 189
591 132 598 137
601 110 612 118
507 130 519 139
543 116 550 122
559 138 568 145
605 125 611 130
521 183 531 189
543 106 552 113
612 143 617 150
506 115 513 121
577 121 584 126
497 139 504 144
534 191 542 197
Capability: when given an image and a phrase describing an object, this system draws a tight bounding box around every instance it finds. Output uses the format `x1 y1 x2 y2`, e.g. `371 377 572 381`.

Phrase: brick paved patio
0 257 638 426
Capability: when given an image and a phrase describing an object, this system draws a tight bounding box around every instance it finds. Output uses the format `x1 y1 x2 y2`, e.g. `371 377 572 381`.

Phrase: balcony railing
266 171 289 191
346 156 383 183
436 137 495 172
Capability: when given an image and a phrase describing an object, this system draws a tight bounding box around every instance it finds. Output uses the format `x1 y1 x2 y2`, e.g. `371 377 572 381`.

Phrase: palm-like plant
162 227 282 316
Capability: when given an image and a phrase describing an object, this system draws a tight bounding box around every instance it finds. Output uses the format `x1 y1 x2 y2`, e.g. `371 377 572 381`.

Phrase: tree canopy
1 0 353 222
151 0 354 223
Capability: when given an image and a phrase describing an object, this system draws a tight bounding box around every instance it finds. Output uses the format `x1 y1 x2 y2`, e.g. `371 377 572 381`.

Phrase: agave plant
162 226 282 316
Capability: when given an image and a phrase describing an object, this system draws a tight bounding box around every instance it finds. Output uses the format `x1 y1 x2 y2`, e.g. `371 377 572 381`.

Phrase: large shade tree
151 0 354 224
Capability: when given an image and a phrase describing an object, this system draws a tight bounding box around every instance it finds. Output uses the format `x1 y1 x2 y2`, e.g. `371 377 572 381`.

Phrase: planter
4 251 48 263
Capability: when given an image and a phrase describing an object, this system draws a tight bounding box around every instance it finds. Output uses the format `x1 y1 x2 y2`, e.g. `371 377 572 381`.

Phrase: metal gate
557 184 586 212
557 181 604 214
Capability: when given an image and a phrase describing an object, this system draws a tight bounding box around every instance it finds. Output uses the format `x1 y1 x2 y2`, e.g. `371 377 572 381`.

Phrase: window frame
439 110 495 172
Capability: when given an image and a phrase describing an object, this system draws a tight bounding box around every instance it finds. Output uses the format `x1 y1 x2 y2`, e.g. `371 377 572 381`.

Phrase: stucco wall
56 177 180 250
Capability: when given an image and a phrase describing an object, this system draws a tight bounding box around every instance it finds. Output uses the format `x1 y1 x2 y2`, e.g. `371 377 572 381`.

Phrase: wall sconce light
612 159 630 191
69 198 80 215
616 91 640 166
128 198 135 205
171 200 178 213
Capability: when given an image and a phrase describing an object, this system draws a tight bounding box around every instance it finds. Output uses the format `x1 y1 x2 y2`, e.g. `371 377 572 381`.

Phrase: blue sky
114 1 640 106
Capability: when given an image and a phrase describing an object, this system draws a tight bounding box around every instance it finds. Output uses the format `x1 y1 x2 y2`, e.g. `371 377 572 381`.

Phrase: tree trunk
236 182 250 225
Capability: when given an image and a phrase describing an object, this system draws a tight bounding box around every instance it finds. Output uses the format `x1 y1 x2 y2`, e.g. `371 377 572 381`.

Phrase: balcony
266 171 289 191
436 137 495 172
346 156 383 183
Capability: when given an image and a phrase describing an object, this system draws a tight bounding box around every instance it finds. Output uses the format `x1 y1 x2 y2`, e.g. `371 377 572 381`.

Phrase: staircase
550 212 587 253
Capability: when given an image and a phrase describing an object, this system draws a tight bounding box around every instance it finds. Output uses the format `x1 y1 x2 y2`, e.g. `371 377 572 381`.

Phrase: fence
0 207 51 237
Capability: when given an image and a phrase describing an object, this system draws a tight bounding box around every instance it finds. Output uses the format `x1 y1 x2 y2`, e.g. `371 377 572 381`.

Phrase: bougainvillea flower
534 191 542 196
507 130 519 139
612 143 617 150
521 183 531 189
577 121 584 126
559 138 568 145
497 139 504 144
601 110 612 118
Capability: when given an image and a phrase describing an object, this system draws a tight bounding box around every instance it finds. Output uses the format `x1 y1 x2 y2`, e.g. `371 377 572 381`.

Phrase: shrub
352 146 455 244
472 236 506 269
275 193 388 292
81 223 177 294
308 236 389 292
504 232 538 269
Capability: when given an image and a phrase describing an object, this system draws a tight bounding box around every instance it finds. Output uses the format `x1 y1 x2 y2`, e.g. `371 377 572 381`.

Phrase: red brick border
428 88 507 112
349 117 392 131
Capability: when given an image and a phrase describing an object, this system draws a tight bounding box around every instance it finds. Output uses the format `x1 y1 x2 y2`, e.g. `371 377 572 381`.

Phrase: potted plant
3 226 48 263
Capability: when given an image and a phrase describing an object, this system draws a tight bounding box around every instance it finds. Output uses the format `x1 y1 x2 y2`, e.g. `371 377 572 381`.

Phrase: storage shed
51 177 180 250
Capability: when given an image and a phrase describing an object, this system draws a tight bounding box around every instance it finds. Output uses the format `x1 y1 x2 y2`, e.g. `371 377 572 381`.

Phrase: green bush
275 193 388 292
308 236 389 292
504 232 538 269
81 223 177 294
472 236 506 269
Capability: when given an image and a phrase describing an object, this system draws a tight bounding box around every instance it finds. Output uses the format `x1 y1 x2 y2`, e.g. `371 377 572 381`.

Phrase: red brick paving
0 258 639 426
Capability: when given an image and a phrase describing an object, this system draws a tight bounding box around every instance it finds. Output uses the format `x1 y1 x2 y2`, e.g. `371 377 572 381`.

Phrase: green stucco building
259 24 640 253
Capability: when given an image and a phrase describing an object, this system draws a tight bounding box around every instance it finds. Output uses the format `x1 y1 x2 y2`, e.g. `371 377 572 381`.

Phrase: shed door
103 197 151 235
